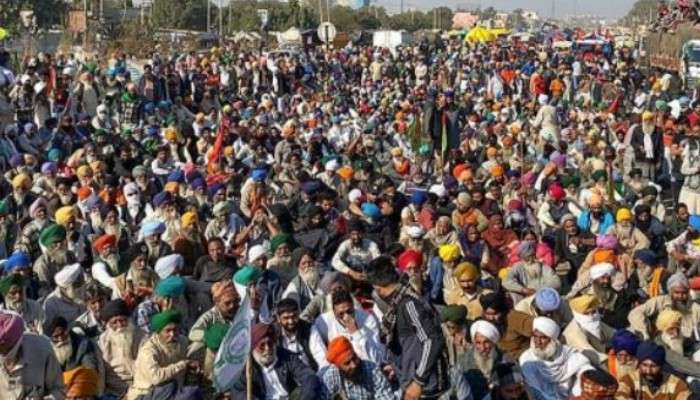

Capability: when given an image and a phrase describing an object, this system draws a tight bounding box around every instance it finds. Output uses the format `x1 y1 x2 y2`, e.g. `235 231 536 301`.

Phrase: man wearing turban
630 109 663 180
503 240 561 303
519 317 593 399
0 312 64 400
653 309 700 380
64 367 100 399
16 196 49 260
563 295 616 367
608 329 642 380
319 336 394 399
266 232 296 288
616 341 690 399
0 274 43 333
127 309 190 400
97 299 145 397
443 262 490 320
6 173 36 222
629 271 700 340
568 261 631 329
453 320 507 400
33 223 77 295
610 207 650 258
187 279 240 362
172 209 207 271
232 322 321 399
440 305 469 367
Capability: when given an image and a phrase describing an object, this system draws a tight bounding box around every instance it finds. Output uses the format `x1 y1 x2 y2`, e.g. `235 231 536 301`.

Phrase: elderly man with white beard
282 248 322 311
607 329 642 381
519 316 593 399
653 309 700 380
98 299 145 398
90 233 121 283
127 309 194 400
33 223 76 295
563 294 615 367
569 262 630 329
137 220 173 268
43 263 87 325
629 271 700 339
16 196 49 259
0 274 43 333
454 319 509 400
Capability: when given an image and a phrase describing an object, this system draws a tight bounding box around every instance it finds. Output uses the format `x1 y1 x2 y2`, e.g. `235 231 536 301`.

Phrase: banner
214 294 252 392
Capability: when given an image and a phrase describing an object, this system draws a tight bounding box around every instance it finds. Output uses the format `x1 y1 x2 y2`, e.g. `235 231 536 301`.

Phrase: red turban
93 234 117 253
251 322 276 350
397 250 423 272
327 336 355 366
77 186 92 200
548 184 566 201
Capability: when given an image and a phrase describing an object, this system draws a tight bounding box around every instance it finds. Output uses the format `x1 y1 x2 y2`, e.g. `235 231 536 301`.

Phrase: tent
465 26 496 43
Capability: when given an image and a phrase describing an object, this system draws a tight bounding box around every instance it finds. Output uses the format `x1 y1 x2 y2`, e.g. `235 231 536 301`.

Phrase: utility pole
207 0 211 32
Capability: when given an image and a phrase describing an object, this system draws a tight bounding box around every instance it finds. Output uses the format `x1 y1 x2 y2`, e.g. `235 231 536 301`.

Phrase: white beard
5 299 23 313
103 223 121 238
473 348 497 376
530 338 560 361
574 312 602 339
104 253 121 274
617 360 638 379
253 349 276 367
53 340 74 365
662 332 684 354
300 268 320 289
62 286 85 305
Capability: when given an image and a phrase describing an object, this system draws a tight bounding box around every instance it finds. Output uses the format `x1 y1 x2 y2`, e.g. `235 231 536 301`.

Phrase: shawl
520 344 593 400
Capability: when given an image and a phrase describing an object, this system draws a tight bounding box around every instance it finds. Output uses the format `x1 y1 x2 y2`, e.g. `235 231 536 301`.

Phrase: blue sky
374 0 638 18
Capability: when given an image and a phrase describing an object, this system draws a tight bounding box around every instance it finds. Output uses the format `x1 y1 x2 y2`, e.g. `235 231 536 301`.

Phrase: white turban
429 184 447 198
325 159 340 172
538 94 549 106
55 263 83 287
469 320 501 343
406 225 425 239
590 263 616 280
248 244 268 263
532 316 560 339
348 189 362 203
155 254 184 279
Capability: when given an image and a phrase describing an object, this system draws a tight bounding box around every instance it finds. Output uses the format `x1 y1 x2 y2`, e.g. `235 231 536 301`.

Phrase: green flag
214 293 252 392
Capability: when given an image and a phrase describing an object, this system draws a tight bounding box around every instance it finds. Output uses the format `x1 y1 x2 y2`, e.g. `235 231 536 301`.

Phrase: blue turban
152 192 173 208
610 329 641 355
251 169 267 182
5 251 31 272
47 148 63 161
361 203 380 219
84 194 101 210
633 249 658 266
146 125 159 136
636 341 665 365
690 215 700 231
410 190 428 206
154 276 186 298
167 169 184 183
301 180 322 195
191 177 205 190
207 183 225 197
534 288 561 312
141 220 166 237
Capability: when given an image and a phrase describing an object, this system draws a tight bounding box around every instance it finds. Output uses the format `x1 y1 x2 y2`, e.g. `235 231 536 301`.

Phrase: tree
621 0 657 27
507 8 527 31
1 0 69 32
152 0 207 30
479 6 497 21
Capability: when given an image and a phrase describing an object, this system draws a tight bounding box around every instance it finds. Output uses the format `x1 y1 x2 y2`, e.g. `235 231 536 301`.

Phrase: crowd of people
0 19 699 400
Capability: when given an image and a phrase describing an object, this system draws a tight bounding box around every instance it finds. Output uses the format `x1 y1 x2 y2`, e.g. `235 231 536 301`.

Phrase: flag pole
246 286 253 400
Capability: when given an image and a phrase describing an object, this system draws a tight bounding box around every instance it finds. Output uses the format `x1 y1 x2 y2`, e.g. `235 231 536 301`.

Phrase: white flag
214 294 252 393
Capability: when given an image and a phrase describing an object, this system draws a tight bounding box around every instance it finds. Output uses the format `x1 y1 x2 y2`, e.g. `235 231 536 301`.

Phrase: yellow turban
164 127 178 142
55 206 76 226
390 147 403 157
11 174 31 190
181 211 198 228
76 165 93 178
439 244 461 263
64 367 99 397
656 309 683 332
642 111 654 121
454 262 479 280
224 146 235 157
569 294 600 314
616 208 632 222
589 193 603 208
89 160 104 173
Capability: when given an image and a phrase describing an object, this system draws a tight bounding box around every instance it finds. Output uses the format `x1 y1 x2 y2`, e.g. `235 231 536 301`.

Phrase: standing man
368 256 449 399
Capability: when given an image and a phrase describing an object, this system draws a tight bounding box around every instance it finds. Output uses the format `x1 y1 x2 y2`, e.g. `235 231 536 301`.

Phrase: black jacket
231 347 320 400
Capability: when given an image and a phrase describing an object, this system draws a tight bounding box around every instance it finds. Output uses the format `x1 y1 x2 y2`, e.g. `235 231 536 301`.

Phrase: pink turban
0 312 24 350
596 234 618 250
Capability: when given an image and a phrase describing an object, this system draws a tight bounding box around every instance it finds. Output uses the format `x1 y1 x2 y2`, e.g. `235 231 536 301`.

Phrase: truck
645 23 700 89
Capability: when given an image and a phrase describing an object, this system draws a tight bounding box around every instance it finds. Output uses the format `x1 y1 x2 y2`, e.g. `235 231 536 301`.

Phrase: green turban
0 199 8 216
440 304 467 323
560 175 581 188
204 322 230 351
0 275 23 296
591 169 608 182
39 224 67 247
154 276 186 298
150 309 181 333
270 233 292 254
233 265 263 286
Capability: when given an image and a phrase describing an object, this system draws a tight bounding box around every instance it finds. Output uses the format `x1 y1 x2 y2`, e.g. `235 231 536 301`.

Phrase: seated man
454 320 510 400
503 241 561 303
519 317 593 399
606 329 642 381
653 309 700 380
616 341 691 399
563 295 615 367
233 322 320 399
320 336 394 399
45 317 101 374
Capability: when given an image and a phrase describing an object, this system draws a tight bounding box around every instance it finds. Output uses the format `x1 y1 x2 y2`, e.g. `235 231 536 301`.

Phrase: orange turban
181 211 198 228
589 193 603 208
486 147 498 158
337 166 354 180
164 182 179 194
490 164 504 177
77 186 92 200
453 164 469 179
326 336 355 366
93 234 116 253
64 367 99 397
592 249 616 264
211 280 237 301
